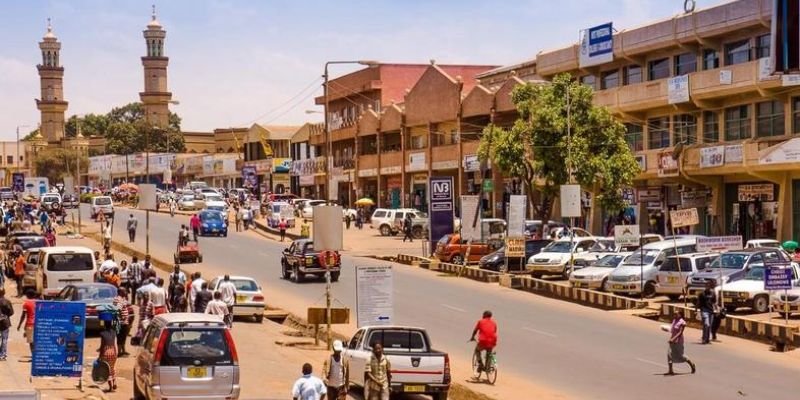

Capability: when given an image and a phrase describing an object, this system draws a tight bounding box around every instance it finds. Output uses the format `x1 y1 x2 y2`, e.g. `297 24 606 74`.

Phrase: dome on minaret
147 5 163 29
43 18 57 40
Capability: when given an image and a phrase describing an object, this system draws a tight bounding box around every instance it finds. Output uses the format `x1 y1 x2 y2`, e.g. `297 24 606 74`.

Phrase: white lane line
634 358 664 368
441 304 466 313
522 327 557 338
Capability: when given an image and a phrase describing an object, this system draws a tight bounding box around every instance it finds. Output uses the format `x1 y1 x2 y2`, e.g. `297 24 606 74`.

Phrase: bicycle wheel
485 355 498 385
471 351 482 379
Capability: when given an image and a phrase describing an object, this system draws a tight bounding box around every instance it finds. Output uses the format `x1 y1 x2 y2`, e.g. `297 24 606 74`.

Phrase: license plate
612 284 624 290
236 295 247 303
404 385 426 393
723 297 735 304
212 229 218 232
186 366 207 378
667 276 678 284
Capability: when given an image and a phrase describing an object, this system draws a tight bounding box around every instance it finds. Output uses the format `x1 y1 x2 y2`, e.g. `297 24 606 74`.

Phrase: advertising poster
428 176 454 254
579 22 613 68
507 195 527 237
12 173 24 192
459 195 481 241
696 236 743 252
242 166 258 189
356 265 393 327
32 301 86 378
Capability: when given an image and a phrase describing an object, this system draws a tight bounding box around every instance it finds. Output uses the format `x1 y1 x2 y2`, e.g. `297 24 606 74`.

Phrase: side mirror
655 260 664 266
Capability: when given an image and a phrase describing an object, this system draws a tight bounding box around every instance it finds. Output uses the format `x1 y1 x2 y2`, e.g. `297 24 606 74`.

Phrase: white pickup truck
343 326 451 400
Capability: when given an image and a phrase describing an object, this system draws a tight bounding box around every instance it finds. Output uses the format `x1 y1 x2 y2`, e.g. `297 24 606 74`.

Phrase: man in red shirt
190 214 201 241
16 289 37 355
470 310 497 377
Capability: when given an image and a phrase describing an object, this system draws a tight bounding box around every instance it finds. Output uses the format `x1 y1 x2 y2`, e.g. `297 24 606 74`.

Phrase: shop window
647 117 670 149
703 111 719 143
580 74 596 89
792 97 800 134
725 39 751 66
5 156 11 165
674 52 697 76
724 105 751 141
624 123 643 152
673 114 697 145
623 65 642 85
756 34 771 59
702 49 720 70
648 58 670 80
756 100 785 137
600 69 619 90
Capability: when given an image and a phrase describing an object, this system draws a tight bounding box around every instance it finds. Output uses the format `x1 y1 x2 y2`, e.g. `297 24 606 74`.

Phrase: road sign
482 179 493 192
669 208 699 228
613 225 640 247
505 237 526 258
507 195 526 237
765 265 793 291
356 265 393 327
32 301 86 378
428 176 454 254
307 307 350 325
696 236 743 252
560 184 581 217
459 195 480 241
139 184 158 211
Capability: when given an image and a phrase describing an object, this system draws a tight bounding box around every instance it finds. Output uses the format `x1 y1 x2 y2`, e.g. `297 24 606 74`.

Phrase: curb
514 276 649 311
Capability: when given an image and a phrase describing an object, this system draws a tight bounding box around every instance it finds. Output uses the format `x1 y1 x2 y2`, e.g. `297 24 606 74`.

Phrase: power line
238 76 323 127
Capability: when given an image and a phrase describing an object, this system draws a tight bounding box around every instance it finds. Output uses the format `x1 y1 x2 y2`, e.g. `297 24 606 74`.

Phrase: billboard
428 176 454 253
579 22 614 68
32 301 86 378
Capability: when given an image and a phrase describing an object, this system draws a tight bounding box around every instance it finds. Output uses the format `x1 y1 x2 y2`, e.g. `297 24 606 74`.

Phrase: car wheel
753 294 769 314
412 225 423 239
255 315 264 323
293 266 303 283
450 254 464 265
282 261 291 280
643 281 657 298
330 272 340 282
599 278 608 292
380 225 391 236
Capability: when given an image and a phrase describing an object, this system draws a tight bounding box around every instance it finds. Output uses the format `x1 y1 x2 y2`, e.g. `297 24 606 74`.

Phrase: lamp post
321 60 377 350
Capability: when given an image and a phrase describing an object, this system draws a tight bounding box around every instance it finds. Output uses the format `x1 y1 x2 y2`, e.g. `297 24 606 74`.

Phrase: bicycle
470 342 498 384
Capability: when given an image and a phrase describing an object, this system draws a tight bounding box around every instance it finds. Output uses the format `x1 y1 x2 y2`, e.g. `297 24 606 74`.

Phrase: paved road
76 206 800 400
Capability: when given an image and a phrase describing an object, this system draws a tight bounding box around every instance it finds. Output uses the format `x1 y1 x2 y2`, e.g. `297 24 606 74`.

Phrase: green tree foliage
478 73 640 220
33 148 89 184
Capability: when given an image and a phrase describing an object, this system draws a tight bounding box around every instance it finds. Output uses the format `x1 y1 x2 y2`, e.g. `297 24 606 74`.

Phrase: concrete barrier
436 262 501 283
513 276 649 311
396 253 429 265
660 303 800 350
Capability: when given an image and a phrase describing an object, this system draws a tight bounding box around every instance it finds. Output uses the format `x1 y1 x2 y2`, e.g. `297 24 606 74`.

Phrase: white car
569 253 631 289
300 200 327 219
655 252 719 300
178 195 196 211
209 275 265 323
772 287 800 318
527 237 601 279
723 263 800 314
745 239 782 249
204 193 228 212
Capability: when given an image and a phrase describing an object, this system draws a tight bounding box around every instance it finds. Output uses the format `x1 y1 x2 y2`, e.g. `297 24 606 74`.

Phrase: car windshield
201 212 222 221
75 286 117 300
744 266 766 280
437 235 452 246
18 237 48 249
624 250 661 266
47 253 94 271
232 279 258 291
596 255 625 268
710 253 749 269
94 197 111 205
207 205 225 212
543 241 573 253
161 329 232 366
181 196 194 201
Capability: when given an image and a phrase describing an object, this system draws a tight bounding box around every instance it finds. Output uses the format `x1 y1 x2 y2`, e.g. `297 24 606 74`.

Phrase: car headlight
202 223 208 228
628 275 641 282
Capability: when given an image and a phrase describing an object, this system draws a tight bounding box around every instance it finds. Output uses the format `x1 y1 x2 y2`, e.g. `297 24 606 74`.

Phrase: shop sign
463 154 481 172
758 57 773 80
244 159 272 174
719 70 732 85
412 174 428 184
273 158 292 173
621 188 636 205
765 265 794 290
680 189 710 208
291 157 327 175
646 201 662 210
386 176 401 188
407 152 426 172
737 183 775 201
759 137 800 165
428 176 455 254
579 22 613 68
657 152 679 177
667 75 690 104
669 208 699 228
725 145 743 164
432 160 458 170
637 188 662 203
634 155 646 171
380 166 401 175
782 74 800 87
482 179 494 192
358 168 378 178
505 237 526 258
696 236 744 253
699 146 724 168
299 174 314 186
614 225 640 247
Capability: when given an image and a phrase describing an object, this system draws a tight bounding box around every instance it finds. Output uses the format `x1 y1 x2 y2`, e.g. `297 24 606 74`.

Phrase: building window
756 100 785 137
725 39 752 66
792 97 800 134
648 117 670 149
724 105 751 141
624 123 643 152
600 69 620 90
648 58 670 80
6 156 12 165
673 114 697 145
674 52 697 76
756 34 771 59
580 75 596 89
703 49 720 70
623 65 642 85
703 111 719 143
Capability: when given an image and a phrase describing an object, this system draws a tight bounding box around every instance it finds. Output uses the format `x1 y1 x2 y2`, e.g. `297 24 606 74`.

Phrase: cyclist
469 310 497 377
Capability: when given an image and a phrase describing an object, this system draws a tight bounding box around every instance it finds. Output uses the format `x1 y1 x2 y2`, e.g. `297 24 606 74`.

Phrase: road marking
522 327 557 338
441 304 465 313
634 358 664 368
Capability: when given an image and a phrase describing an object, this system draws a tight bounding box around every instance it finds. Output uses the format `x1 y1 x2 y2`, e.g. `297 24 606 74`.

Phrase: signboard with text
765 265 793 291
505 237 526 258
669 208 699 228
614 225 640 247
356 265 393 327
428 176 454 254
32 301 86 378
696 236 743 252
579 23 613 68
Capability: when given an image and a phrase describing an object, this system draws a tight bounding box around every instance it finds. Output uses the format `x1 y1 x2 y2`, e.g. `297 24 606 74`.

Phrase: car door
136 323 159 388
283 243 295 265
343 329 367 387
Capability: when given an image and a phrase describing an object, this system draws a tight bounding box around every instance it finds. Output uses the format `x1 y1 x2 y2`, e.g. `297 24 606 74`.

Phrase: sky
0 0 731 140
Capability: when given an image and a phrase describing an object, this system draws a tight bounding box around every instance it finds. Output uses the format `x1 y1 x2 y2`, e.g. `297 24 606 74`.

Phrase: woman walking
98 315 118 392
113 288 133 357
667 310 696 375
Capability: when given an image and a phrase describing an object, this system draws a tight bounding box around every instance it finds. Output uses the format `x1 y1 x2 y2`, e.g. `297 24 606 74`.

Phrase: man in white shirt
204 291 229 318
217 275 237 328
99 254 118 275
149 278 169 315
292 363 327 400
189 273 206 312
136 278 157 306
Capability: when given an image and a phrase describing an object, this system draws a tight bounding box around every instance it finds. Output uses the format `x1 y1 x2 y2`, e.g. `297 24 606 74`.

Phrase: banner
12 173 24 192
507 195 526 237
579 22 613 68
667 75 690 104
669 208 699 228
658 152 679 177
696 236 743 252
725 144 743 164
32 301 86 378
759 137 800 165
459 195 481 241
700 146 724 168
242 166 257 189
737 183 774 201
428 176 455 254
463 155 480 172
614 225 640 247
273 158 292 173
560 184 581 217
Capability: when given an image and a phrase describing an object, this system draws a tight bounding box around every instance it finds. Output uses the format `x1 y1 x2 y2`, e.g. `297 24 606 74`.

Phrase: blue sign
12 173 24 192
579 22 614 68
32 301 86 378
765 265 793 291
428 176 454 254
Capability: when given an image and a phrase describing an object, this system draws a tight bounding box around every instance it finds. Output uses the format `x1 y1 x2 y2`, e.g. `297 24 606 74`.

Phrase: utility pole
76 120 83 235
146 126 151 257
566 87 577 278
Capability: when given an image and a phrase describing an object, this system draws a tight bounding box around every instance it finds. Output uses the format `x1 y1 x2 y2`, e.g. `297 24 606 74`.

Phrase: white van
606 239 698 297
655 252 719 300
90 196 114 219
370 208 425 236
35 246 97 298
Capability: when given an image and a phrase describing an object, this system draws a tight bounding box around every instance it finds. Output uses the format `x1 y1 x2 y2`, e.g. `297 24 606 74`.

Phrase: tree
65 113 110 138
478 73 640 222
33 148 89 184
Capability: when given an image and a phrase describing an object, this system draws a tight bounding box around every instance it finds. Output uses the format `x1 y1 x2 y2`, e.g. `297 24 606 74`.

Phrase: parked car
772 287 800 318
178 195 196 211
40 193 62 211
745 239 782 249
370 208 425 236
203 193 228 212
606 238 698 297
281 239 341 282
209 275 265 323
267 201 296 228
523 220 567 238
90 196 114 219
433 233 497 265
343 326 450 400
198 210 228 237
133 313 240 400
655 252 719 300
722 263 800 313
61 194 79 208
479 239 552 272
35 246 97 298
55 283 117 331
569 252 631 289
686 248 790 297
526 236 602 279
21 248 44 291
300 200 327 219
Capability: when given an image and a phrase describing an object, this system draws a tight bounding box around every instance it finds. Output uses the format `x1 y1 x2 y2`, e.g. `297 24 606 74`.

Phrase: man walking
190 214 201 241
127 214 138 243
322 340 348 400
279 218 287 242
366 343 391 400
189 272 206 312
204 291 230 321
696 281 716 344
0 288 14 361
402 213 413 243
128 256 144 304
17 289 36 356
292 363 327 400
218 275 237 328
168 265 187 303
194 282 213 315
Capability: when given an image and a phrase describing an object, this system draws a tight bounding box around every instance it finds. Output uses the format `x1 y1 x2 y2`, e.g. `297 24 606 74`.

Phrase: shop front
381 175 402 209
724 182 778 242
410 174 428 212
357 168 378 203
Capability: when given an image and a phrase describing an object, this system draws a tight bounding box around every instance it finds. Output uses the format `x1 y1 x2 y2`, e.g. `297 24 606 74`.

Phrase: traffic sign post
669 208 700 306
765 264 793 325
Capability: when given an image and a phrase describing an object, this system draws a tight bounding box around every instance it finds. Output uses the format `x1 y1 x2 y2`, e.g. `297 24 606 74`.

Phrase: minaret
139 5 172 128
36 19 68 143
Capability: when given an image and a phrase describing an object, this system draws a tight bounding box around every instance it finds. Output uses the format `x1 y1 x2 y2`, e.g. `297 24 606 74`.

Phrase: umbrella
782 240 798 252
355 198 375 207
119 183 138 191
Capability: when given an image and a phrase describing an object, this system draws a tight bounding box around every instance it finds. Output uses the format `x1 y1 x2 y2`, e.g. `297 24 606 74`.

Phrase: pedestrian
402 214 413 243
345 214 351 230
98 316 118 392
279 218 287 242
190 214 201 241
14 252 25 297
136 277 157 307
144 254 153 270
218 275 237 328
113 287 133 357
696 281 716 344
0 288 14 361
127 213 138 243
44 228 56 246
242 207 252 230
16 289 36 356
171 285 188 312
323 340 349 400
204 291 230 320
168 265 187 302
194 282 213 314
189 272 206 312
666 310 696 375
356 209 363 230
365 342 391 400
235 206 243 232
150 278 169 315
128 256 144 304
104 267 121 288
169 197 176 217
119 260 130 293
38 209 49 233
292 363 327 400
